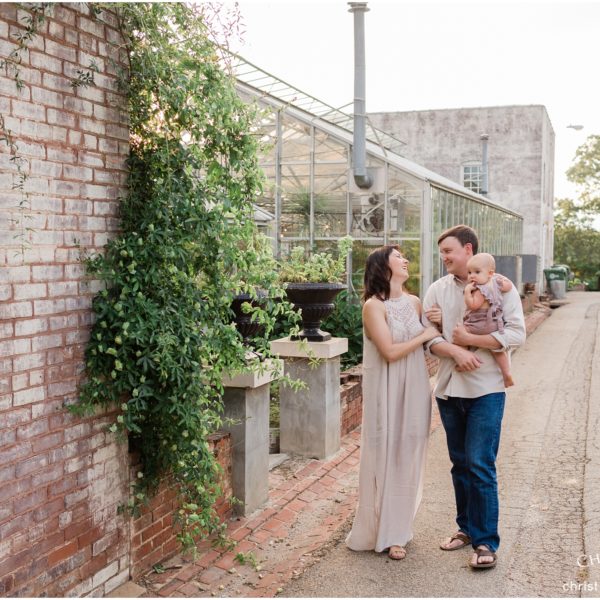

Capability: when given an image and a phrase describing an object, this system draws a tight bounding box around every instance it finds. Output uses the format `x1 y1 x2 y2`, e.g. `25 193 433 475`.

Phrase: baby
463 253 514 387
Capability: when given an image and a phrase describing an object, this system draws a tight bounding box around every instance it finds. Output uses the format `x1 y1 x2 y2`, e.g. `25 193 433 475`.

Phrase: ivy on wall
69 3 292 551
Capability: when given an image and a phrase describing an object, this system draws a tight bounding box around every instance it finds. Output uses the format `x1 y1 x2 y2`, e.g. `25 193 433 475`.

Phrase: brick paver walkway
137 303 552 598
139 431 362 598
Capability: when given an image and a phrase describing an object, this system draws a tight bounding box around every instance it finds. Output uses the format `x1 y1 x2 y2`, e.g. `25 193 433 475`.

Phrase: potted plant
229 233 278 348
278 236 353 342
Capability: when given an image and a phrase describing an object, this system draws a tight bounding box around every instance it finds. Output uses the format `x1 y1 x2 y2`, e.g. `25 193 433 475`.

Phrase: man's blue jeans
436 393 506 552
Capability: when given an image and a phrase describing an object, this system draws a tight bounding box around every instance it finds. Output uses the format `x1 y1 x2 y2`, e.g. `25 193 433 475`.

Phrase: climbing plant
70 3 294 551
0 2 52 253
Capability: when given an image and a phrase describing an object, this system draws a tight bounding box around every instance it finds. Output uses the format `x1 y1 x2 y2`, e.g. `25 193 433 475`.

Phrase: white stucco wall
369 105 555 285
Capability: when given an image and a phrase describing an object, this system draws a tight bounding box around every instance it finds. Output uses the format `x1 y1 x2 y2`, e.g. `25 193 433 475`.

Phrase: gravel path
281 292 600 598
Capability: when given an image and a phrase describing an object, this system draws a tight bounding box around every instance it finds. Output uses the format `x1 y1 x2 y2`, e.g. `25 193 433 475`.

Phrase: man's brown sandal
439 531 471 551
470 546 497 569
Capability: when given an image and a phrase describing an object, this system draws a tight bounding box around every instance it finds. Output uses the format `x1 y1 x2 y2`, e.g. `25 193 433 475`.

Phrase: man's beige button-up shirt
422 274 526 400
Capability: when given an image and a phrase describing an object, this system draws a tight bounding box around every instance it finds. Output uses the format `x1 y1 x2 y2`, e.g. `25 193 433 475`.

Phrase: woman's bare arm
363 298 439 362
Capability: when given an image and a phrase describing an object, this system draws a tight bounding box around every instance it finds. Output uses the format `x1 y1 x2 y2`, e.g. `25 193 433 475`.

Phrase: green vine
0 3 52 254
70 3 299 553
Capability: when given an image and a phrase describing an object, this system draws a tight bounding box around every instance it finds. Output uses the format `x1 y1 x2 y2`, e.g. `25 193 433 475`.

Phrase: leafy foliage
321 290 363 368
566 134 600 213
72 3 293 552
553 134 600 287
553 198 600 285
278 236 354 283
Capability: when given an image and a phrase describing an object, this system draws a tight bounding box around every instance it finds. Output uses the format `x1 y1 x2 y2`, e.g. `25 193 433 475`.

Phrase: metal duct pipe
348 2 372 189
480 133 489 195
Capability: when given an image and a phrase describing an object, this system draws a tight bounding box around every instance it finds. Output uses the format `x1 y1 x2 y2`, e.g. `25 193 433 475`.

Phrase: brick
32 265 64 281
15 140 45 158
80 117 105 135
16 453 48 477
13 283 47 300
11 100 46 121
17 418 49 440
91 560 118 588
63 95 93 116
64 199 93 215
49 179 81 197
54 4 76 25
31 463 63 488
49 281 78 297
31 85 63 108
64 165 93 181
34 298 66 315
46 379 77 399
78 151 104 167
29 195 63 212
13 352 45 371
0 337 32 355
32 431 63 453
31 333 63 351
45 38 77 62
47 108 76 128
48 539 79 567
12 385 45 406
0 266 30 283
83 134 97 149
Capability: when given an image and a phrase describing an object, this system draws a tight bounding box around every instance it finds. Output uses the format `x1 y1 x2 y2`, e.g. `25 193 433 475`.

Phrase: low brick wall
129 432 233 579
340 371 362 437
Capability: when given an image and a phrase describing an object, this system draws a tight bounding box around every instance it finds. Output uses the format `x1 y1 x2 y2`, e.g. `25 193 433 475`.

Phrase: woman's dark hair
362 245 400 302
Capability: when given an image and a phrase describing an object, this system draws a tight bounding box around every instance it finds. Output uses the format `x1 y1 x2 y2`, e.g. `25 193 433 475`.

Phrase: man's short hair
437 225 479 255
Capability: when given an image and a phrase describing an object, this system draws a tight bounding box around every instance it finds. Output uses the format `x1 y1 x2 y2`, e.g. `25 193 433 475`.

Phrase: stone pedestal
222 359 282 515
270 337 348 460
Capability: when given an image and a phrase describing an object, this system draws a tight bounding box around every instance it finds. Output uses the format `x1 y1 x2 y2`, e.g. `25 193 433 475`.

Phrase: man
423 225 525 569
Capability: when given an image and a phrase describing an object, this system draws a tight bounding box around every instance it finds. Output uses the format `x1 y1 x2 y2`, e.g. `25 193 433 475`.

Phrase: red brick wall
0 5 131 596
130 433 233 580
340 371 362 437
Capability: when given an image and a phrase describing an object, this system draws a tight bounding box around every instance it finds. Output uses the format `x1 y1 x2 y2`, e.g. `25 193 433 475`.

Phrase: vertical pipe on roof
348 2 372 189
480 133 489 195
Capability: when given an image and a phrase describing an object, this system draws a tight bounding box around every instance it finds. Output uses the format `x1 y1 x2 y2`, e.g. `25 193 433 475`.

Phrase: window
462 164 484 194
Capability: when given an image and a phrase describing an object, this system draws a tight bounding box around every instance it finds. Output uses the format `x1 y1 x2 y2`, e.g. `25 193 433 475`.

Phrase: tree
553 135 600 287
554 199 600 283
566 134 600 213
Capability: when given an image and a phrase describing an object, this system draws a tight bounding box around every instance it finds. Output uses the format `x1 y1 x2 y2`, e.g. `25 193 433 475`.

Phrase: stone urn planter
284 282 346 342
231 291 267 345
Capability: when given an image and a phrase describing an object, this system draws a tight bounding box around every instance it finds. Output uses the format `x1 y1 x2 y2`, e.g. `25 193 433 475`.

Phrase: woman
345 246 438 560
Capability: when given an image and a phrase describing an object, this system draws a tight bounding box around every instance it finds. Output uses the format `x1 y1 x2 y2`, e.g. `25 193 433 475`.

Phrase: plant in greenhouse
278 236 354 284
70 3 293 552
278 237 353 341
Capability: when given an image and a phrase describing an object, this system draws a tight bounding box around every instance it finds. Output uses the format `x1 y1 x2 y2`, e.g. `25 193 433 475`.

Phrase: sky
225 0 600 204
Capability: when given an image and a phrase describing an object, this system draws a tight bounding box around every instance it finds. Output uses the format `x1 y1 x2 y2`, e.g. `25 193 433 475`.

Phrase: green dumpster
544 266 568 299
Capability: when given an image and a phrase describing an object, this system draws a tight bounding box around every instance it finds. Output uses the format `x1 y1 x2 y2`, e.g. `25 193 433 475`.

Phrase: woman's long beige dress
346 295 432 552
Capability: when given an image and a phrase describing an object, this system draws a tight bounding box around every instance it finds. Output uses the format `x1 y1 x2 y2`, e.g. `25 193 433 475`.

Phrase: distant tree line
554 135 600 289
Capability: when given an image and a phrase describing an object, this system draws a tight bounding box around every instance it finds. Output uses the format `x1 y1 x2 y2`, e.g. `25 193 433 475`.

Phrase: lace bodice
384 295 425 343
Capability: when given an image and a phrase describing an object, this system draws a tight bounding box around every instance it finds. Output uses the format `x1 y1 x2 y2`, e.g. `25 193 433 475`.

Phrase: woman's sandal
388 545 407 560
470 546 497 569
439 531 471 551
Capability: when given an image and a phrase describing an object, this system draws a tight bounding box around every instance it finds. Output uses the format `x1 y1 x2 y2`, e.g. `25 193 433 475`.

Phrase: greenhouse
230 54 523 296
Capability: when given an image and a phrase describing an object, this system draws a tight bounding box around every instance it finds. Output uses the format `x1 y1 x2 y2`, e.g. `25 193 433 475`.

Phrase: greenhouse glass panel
387 167 421 239
281 115 311 163
254 110 278 164
280 163 310 238
314 129 348 164
430 185 523 278
350 157 386 240
314 164 348 238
